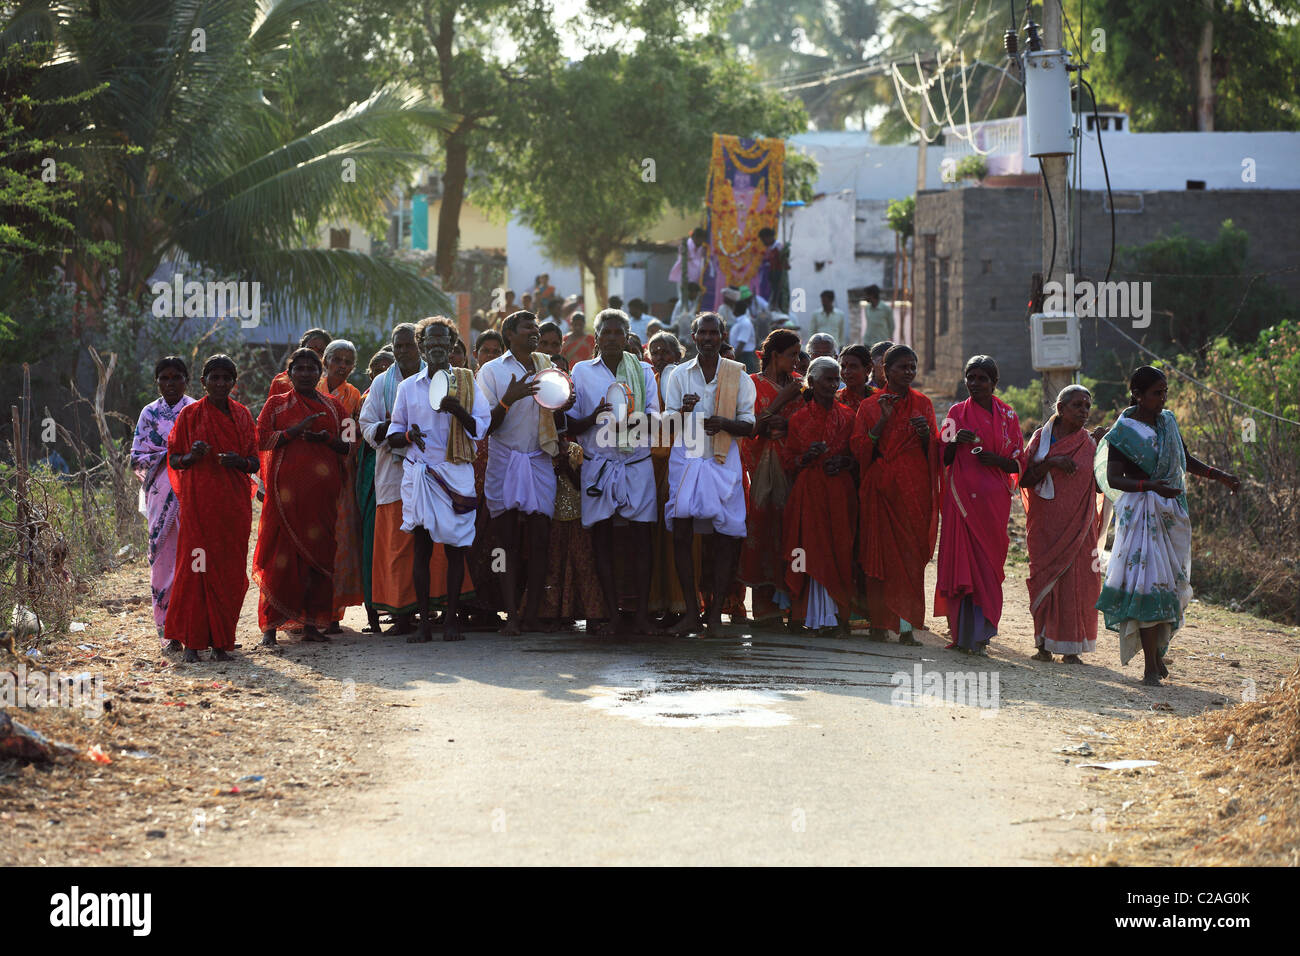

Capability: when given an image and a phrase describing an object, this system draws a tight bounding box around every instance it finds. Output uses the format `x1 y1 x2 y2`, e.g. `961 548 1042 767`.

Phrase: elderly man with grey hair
566 308 661 635
357 322 427 635
806 332 837 360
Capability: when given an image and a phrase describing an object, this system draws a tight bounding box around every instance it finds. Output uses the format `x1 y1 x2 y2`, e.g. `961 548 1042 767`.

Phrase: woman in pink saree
1019 385 1105 663
935 355 1023 655
130 356 196 650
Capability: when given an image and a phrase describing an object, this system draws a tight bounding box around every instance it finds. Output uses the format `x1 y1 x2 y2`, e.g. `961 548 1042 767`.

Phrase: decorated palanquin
704 135 785 311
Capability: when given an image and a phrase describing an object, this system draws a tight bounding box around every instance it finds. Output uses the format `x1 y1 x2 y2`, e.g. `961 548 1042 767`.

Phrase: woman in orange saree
164 355 258 662
318 339 363 631
851 345 940 644
253 348 349 645
1020 385 1105 663
782 357 858 634
738 329 802 626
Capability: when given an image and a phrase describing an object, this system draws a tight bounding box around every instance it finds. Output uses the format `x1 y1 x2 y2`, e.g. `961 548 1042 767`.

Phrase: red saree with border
163 397 257 651
781 400 858 619
253 388 346 630
851 388 940 631
739 373 799 621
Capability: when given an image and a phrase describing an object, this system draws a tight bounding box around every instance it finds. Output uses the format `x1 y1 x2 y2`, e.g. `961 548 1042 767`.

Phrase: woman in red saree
1020 385 1105 663
164 355 259 662
851 345 940 644
738 329 802 626
782 357 858 634
835 345 874 413
267 328 331 400
253 348 349 645
318 339 363 631
935 355 1024 655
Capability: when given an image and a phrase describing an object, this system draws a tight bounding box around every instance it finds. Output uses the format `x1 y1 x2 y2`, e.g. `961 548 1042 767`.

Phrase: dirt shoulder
3 529 1297 866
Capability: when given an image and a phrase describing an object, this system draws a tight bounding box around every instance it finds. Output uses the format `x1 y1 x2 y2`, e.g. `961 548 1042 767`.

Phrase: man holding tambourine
386 318 491 643
567 309 661 636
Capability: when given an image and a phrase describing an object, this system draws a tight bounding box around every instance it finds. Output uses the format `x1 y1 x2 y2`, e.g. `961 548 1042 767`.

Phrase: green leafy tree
1083 0 1300 131
724 0 882 129
476 37 813 305
319 0 563 288
1117 219 1293 353
0 6 117 343
15 0 456 330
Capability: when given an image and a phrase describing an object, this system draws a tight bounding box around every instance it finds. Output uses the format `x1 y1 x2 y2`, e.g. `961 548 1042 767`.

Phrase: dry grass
1076 660 1300 866
0 559 374 865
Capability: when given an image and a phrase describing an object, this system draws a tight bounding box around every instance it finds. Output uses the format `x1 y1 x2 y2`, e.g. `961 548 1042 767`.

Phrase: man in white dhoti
358 322 424 636
477 310 574 634
661 311 756 634
387 319 490 642
567 309 661 635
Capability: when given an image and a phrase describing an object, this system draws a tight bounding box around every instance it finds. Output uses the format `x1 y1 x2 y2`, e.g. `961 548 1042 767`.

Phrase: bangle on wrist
499 398 511 411
1137 479 1145 492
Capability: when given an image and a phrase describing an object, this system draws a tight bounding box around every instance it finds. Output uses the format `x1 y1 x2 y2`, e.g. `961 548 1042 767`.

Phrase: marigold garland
705 134 785 292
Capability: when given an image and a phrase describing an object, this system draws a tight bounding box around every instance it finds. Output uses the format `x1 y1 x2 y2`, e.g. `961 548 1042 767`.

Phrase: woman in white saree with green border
1094 367 1240 686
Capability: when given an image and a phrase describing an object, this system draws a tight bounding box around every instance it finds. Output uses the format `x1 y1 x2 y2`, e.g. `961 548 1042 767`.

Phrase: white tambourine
604 381 633 422
534 367 573 410
427 368 451 411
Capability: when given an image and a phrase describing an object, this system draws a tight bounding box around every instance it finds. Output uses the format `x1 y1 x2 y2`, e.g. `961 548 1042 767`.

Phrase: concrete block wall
915 186 1300 395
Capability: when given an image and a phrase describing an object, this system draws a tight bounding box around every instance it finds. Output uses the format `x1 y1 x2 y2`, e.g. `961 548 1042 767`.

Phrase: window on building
329 228 351 249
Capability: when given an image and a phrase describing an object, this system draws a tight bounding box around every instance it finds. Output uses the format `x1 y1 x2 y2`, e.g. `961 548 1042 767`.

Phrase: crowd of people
130 301 1239 688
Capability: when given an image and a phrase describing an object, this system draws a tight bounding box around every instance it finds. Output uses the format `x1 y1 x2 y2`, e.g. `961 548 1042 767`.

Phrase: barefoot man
477 310 575 634
661 312 756 633
567 309 661 635
386 318 490 642
359 322 425 636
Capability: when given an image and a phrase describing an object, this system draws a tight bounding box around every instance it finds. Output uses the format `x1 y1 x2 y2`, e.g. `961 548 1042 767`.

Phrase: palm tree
13 0 455 324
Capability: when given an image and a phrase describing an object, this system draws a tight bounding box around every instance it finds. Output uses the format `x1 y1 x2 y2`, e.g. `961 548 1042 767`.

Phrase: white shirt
670 297 699 331
810 307 846 345
627 313 651 340
660 355 756 458
386 366 491 467
359 362 424 505
569 355 659 459
729 314 756 355
476 351 550 453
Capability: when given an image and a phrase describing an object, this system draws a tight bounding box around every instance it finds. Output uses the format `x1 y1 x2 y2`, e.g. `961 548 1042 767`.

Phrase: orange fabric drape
163 397 257 651
782 400 858 617
851 389 940 631
252 388 347 630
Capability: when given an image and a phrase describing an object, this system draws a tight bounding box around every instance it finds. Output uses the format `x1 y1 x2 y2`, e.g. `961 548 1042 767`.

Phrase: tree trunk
578 250 608 310
1196 0 1215 131
435 131 469 289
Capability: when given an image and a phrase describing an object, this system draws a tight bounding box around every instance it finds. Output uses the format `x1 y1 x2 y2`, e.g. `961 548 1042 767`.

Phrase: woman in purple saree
130 356 196 651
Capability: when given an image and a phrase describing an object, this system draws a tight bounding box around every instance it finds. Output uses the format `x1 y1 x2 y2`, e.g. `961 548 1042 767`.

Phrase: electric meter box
1025 49 1073 157
1030 312 1081 371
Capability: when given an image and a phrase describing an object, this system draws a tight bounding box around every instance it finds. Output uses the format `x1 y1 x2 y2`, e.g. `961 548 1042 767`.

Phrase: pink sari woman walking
935 355 1023 654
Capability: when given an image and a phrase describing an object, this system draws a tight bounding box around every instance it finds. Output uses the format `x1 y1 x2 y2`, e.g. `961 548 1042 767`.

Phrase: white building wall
784 189 859 341
505 219 581 304
941 117 1300 191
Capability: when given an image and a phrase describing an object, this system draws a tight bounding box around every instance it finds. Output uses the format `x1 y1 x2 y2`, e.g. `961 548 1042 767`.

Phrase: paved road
206 624 1101 866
